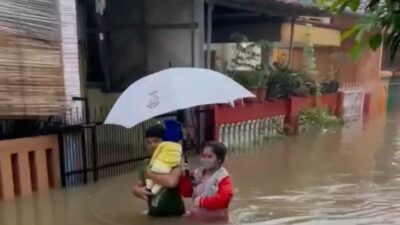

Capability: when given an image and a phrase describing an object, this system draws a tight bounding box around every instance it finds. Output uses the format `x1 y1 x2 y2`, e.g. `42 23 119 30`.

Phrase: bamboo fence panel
0 0 65 117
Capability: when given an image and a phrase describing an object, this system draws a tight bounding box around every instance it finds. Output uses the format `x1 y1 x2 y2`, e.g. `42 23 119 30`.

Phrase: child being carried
145 141 182 195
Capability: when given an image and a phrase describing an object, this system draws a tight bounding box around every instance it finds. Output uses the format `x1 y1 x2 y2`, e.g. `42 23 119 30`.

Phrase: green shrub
298 107 342 131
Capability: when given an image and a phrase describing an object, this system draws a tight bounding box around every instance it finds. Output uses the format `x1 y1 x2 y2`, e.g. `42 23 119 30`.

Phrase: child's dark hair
203 141 228 164
145 124 165 140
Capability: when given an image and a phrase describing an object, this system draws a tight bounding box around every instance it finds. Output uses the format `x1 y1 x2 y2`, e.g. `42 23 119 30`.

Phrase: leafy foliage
228 31 340 99
265 63 320 99
298 107 342 131
323 0 400 61
303 24 320 82
266 63 302 98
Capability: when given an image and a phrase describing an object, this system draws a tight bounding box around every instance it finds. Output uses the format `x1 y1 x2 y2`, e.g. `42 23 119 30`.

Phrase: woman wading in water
148 141 233 222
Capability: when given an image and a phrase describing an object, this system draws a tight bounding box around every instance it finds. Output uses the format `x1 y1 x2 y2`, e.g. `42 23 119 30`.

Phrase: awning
208 0 328 18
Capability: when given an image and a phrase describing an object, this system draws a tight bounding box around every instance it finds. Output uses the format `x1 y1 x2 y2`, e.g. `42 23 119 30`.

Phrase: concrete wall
107 0 146 89
145 0 204 72
87 0 204 106
87 88 120 109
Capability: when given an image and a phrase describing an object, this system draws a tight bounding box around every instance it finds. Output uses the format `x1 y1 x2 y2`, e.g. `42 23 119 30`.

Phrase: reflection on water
2 108 400 224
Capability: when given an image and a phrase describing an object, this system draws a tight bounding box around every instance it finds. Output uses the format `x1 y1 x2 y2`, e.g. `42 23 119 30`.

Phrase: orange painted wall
334 14 387 116
273 46 385 117
0 135 61 200
273 46 365 83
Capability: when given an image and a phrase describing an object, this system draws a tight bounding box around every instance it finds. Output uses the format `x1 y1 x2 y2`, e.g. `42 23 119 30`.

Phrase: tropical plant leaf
350 42 363 60
393 12 400 28
348 0 360 11
369 32 383 50
354 28 366 43
330 0 347 11
330 0 400 62
341 26 360 41
338 2 349 11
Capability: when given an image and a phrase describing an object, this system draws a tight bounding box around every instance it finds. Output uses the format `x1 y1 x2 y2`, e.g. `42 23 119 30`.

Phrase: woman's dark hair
145 124 165 139
203 141 228 164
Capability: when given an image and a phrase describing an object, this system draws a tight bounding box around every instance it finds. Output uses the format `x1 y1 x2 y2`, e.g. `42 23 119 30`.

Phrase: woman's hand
181 162 190 171
132 185 151 200
193 197 201 207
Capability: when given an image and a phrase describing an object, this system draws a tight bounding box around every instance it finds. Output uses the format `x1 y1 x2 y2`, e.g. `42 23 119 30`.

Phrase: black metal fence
59 107 179 187
0 106 179 187
0 103 210 188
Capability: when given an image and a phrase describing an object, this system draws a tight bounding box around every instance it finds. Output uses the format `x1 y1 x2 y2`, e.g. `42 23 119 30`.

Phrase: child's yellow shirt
149 142 182 171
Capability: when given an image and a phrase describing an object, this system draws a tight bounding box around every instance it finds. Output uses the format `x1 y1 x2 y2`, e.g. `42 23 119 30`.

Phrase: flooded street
2 106 400 225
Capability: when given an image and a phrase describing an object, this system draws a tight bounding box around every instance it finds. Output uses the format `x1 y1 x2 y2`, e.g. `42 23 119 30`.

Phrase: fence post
91 125 98 182
57 132 66 187
72 97 89 184
80 126 88 184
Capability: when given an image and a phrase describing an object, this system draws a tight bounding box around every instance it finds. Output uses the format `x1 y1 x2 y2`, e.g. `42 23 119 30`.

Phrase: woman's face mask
200 147 219 170
200 158 217 169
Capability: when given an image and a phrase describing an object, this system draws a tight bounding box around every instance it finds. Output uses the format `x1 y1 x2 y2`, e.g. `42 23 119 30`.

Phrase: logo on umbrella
147 91 160 108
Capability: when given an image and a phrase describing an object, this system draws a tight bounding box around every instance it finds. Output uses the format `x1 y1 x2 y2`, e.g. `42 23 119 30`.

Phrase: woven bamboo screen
0 0 65 117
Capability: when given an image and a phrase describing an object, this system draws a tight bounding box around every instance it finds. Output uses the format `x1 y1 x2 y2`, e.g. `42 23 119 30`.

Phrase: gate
59 108 177 187
340 86 365 122
387 77 400 111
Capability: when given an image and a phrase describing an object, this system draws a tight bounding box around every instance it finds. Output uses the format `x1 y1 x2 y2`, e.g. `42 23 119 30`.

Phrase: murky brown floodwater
2 105 400 225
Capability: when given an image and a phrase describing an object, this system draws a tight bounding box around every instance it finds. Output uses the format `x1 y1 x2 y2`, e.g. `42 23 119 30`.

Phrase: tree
324 0 400 61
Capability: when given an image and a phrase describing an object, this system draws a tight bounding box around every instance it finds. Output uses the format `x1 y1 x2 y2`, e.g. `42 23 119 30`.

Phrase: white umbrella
104 67 255 128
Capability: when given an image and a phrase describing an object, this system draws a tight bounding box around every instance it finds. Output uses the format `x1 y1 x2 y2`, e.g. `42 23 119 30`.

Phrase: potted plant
294 84 310 97
321 66 340 94
229 33 272 100
266 63 305 99
247 69 268 100
245 72 260 98
231 72 251 89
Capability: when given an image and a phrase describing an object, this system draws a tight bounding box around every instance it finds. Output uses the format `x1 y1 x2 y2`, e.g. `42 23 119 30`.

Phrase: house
206 1 388 117
0 0 389 135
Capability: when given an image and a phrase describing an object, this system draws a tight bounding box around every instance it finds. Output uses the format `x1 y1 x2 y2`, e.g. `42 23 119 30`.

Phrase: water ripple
231 179 400 225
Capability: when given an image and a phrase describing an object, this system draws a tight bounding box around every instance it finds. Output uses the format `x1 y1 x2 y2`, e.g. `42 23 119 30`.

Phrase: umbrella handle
183 148 189 164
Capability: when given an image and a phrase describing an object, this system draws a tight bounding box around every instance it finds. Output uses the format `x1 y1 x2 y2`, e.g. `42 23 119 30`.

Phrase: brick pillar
0 155 15 199
0 135 61 200
16 152 33 195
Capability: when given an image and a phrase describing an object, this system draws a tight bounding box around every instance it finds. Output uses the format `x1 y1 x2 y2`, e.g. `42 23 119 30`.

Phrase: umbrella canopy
104 68 255 128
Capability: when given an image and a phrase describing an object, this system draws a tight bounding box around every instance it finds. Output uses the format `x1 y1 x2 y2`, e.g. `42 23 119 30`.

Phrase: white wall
212 43 261 71
59 0 83 121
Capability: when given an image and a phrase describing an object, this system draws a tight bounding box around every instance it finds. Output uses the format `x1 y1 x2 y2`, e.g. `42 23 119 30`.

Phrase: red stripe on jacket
179 174 233 210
